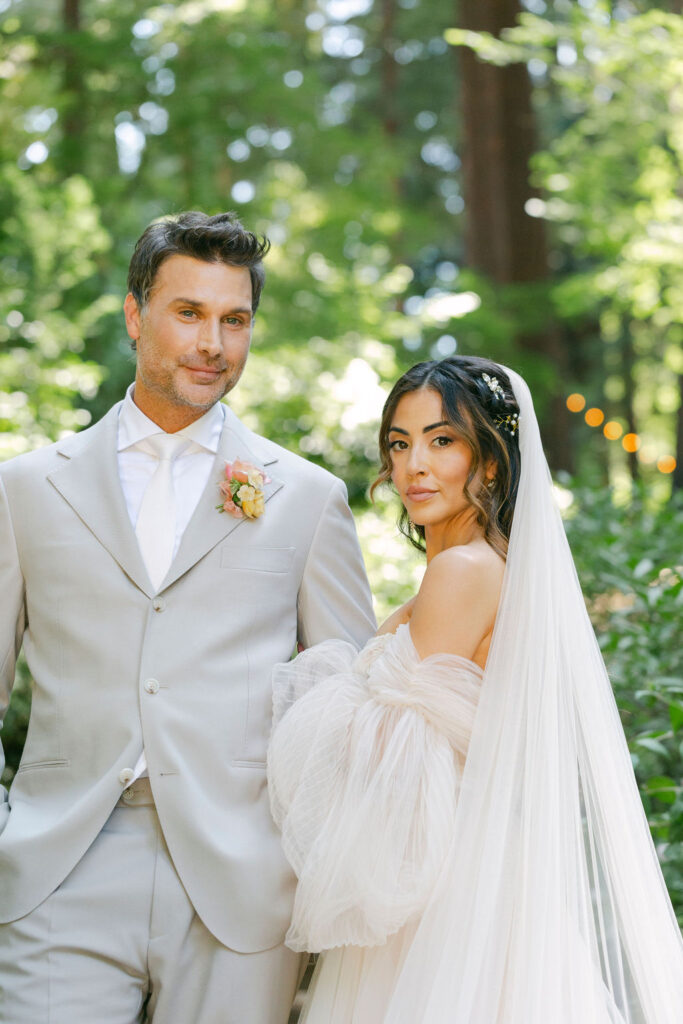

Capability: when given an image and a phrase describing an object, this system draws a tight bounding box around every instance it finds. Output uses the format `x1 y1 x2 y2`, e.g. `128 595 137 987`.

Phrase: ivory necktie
135 433 188 589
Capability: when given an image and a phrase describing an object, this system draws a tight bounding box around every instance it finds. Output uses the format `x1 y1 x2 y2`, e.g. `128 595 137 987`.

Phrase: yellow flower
237 484 265 519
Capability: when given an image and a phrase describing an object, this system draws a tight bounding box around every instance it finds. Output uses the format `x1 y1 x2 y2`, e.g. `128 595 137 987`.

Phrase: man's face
124 254 254 430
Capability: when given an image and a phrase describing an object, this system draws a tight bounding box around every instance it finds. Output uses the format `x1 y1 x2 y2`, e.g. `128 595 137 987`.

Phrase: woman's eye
434 435 453 447
388 439 408 451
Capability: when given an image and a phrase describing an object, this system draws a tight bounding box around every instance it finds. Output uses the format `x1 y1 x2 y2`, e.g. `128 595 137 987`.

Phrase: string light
603 421 623 440
566 393 586 413
565 393 675 475
657 455 676 475
585 407 605 427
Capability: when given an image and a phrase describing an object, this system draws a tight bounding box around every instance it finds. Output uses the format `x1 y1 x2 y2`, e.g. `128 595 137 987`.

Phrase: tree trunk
61 0 85 175
620 330 640 483
673 373 683 491
380 0 398 138
458 0 572 470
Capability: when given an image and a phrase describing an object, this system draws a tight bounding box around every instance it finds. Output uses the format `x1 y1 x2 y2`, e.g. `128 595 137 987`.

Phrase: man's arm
0 472 26 831
297 478 376 650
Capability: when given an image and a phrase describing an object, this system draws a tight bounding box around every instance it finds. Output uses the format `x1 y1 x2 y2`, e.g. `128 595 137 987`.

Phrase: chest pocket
220 546 295 574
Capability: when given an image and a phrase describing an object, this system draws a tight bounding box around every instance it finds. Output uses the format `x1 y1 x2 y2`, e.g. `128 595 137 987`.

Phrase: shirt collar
117 383 225 454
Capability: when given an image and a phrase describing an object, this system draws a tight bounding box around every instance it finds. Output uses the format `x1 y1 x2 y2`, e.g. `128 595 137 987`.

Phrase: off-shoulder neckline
388 623 485 678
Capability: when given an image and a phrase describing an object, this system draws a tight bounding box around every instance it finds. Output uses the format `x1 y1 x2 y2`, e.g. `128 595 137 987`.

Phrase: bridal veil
382 369 683 1023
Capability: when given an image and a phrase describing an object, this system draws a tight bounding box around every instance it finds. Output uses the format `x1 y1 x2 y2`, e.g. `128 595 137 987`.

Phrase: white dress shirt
117 384 226 781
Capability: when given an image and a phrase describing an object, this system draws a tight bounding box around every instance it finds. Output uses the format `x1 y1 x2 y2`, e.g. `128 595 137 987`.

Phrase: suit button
153 599 165 612
122 787 135 802
144 678 160 694
118 768 134 787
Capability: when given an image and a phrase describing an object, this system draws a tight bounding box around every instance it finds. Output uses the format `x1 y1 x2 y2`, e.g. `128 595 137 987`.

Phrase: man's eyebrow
171 298 253 315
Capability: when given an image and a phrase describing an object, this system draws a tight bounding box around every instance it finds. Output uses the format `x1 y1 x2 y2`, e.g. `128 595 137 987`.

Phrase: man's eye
179 310 196 318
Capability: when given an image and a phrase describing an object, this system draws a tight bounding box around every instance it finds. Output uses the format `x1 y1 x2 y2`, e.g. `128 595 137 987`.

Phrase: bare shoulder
377 596 417 636
410 542 505 661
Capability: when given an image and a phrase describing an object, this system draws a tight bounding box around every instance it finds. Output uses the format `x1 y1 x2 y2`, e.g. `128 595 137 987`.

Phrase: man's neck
131 383 217 433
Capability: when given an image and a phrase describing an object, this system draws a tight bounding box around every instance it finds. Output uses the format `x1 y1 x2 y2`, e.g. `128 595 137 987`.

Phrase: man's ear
123 292 141 342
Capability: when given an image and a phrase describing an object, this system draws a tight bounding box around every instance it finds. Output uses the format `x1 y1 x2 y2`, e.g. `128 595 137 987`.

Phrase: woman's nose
406 443 427 475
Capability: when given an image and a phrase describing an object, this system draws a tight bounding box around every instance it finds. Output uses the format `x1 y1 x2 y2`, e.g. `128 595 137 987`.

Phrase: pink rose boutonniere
217 458 270 520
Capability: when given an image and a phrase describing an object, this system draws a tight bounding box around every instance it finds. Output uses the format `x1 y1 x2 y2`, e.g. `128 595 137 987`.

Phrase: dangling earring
486 478 495 490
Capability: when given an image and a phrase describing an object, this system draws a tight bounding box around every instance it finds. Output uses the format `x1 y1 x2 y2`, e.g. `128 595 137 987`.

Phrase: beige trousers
0 781 303 1023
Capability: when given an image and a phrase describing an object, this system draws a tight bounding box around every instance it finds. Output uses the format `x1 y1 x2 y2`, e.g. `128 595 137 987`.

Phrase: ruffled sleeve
267 624 482 952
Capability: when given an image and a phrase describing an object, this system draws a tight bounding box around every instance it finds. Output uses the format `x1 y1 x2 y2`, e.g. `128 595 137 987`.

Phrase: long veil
384 370 683 1023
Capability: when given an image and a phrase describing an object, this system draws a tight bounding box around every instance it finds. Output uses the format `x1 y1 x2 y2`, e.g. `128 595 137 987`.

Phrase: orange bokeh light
566 393 586 413
657 455 676 474
622 433 641 453
603 421 623 440
585 407 605 427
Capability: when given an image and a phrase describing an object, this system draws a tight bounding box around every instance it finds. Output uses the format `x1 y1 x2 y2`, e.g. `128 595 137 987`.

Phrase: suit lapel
47 403 155 596
46 402 283 596
161 407 283 591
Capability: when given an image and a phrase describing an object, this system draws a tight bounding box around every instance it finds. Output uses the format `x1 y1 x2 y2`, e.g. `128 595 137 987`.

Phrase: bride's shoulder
410 543 505 661
377 596 417 637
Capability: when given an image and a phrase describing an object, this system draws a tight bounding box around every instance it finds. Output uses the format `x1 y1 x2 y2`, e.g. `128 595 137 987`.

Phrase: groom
0 211 376 1022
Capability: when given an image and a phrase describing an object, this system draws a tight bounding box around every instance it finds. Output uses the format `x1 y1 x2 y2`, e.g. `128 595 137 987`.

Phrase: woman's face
388 388 477 530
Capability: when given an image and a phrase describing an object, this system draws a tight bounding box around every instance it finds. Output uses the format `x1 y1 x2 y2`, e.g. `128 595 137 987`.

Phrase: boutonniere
217 458 270 520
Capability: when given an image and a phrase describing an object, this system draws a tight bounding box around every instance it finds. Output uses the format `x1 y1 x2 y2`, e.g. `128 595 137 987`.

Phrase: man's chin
174 377 232 410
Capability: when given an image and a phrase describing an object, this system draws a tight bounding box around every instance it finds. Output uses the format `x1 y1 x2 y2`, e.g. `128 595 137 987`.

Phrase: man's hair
127 211 271 312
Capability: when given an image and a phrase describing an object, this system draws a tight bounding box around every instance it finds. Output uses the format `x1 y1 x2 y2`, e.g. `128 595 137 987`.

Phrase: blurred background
0 0 682 922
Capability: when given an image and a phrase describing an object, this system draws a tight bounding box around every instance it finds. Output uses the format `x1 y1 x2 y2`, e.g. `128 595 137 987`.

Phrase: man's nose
197 318 222 355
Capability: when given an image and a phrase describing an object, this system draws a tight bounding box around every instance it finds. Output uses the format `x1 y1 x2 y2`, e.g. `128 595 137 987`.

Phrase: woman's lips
406 488 437 502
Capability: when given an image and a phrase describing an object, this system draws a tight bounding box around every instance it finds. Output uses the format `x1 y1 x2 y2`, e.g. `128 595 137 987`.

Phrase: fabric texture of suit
0 400 375 953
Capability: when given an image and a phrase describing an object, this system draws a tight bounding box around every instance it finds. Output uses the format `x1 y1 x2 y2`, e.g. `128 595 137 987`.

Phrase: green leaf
644 776 678 804
669 703 683 733
636 737 669 757
633 557 654 579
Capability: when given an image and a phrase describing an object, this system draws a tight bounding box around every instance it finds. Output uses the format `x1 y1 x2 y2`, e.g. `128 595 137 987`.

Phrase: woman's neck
424 510 484 563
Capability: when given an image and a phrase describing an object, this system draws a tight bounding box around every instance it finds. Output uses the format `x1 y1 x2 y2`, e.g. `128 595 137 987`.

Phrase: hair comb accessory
493 411 520 436
482 372 505 400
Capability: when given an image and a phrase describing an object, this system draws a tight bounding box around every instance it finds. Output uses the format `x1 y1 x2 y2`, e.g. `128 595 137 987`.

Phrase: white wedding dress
268 367 683 1023
268 622 482 1022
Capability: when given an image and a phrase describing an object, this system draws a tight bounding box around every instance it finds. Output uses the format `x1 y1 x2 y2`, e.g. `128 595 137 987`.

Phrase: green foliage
0 166 112 456
447 3 683 486
563 480 683 923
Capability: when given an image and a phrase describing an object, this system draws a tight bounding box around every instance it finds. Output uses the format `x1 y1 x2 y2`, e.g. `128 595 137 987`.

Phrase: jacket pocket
16 758 70 773
220 546 295 574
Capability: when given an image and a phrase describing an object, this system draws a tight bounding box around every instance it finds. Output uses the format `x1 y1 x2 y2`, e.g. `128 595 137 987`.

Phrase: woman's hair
371 356 521 558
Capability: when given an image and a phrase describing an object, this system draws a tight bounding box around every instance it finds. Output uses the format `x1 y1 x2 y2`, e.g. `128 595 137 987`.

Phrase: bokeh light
603 421 623 440
566 393 586 412
585 407 605 427
622 433 641 453
657 455 676 474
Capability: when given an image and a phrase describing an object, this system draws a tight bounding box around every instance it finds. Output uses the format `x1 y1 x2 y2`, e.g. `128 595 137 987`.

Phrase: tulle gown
267 622 483 1023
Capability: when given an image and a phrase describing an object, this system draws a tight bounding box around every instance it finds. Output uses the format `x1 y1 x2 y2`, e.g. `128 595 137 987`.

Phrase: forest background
0 0 682 924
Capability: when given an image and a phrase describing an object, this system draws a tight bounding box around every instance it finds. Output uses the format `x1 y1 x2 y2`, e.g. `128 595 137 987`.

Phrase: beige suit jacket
0 401 375 951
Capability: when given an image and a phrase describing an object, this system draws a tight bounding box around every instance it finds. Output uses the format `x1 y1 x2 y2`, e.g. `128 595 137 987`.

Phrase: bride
267 356 683 1023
